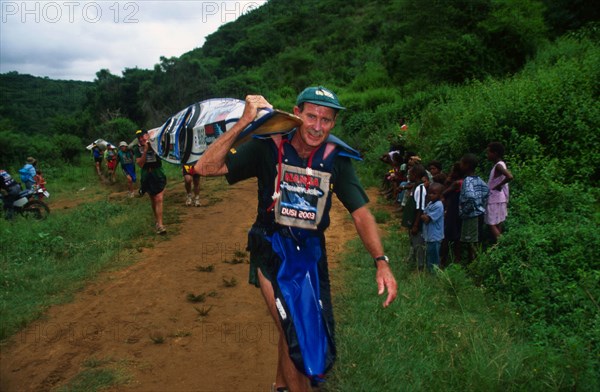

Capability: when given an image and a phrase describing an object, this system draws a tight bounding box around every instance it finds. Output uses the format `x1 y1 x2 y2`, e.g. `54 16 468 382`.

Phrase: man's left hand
376 263 397 307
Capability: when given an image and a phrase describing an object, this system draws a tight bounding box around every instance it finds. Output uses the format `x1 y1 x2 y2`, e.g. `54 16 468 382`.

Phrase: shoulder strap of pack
324 134 362 161
257 131 362 161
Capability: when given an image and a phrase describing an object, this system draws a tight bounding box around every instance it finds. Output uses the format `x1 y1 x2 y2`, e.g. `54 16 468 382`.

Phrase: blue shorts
122 163 136 183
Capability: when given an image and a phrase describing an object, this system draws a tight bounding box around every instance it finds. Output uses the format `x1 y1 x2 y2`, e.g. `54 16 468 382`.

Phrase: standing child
458 153 489 263
427 160 444 179
485 142 513 242
401 164 427 270
441 162 463 266
397 153 418 209
421 182 445 272
421 174 431 191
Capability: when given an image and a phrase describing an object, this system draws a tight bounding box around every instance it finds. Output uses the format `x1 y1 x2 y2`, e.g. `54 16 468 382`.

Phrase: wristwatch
374 255 389 267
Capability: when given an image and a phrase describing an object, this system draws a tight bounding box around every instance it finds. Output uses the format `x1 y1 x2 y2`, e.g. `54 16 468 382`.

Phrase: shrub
416 35 599 182
471 155 600 388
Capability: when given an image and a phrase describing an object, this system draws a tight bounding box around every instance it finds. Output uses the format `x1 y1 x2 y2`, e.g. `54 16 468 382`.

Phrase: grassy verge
0 196 155 340
325 223 590 391
0 161 227 342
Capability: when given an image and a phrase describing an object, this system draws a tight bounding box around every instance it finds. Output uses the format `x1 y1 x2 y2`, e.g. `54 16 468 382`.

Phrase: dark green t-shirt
133 143 162 172
225 137 368 231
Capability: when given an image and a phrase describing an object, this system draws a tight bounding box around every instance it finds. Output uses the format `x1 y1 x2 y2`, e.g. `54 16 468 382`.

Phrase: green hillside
0 72 92 134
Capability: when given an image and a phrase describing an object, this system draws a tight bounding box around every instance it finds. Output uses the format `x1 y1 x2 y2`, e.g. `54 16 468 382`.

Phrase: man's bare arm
351 206 398 307
194 95 272 177
136 143 148 168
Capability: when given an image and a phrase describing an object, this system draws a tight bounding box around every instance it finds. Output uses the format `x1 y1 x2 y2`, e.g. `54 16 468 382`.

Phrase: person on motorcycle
33 170 48 200
0 169 22 220
19 157 37 190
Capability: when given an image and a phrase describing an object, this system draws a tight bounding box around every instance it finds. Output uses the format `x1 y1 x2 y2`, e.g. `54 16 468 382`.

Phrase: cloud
0 0 266 81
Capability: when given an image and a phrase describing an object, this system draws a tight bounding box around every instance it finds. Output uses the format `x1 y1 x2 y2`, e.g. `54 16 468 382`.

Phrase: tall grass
325 228 595 391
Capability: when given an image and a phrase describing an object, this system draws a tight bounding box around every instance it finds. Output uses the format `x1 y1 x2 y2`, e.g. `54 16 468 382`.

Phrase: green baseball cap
296 86 346 110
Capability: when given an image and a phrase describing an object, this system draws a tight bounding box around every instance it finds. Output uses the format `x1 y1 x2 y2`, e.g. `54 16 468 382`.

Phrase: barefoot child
421 182 445 272
402 164 427 270
459 153 489 263
485 142 513 242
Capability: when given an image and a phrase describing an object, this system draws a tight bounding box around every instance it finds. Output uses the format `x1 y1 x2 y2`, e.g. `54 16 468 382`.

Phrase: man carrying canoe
195 86 397 391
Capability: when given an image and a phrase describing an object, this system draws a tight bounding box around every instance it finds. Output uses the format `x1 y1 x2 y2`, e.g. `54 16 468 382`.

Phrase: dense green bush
471 155 600 388
415 35 599 181
0 130 83 168
383 0 547 84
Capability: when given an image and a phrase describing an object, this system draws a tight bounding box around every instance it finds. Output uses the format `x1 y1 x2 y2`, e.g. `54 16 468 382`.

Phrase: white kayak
140 98 303 165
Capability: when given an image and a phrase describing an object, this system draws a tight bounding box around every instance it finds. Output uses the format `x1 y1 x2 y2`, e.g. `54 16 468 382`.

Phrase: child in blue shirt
421 182 445 272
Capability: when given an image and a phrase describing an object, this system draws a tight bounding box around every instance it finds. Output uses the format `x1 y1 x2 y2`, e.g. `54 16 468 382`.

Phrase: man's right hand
240 95 273 125
195 95 272 177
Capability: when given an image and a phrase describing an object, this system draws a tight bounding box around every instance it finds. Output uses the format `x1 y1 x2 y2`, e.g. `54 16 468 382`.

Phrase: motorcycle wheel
21 200 50 220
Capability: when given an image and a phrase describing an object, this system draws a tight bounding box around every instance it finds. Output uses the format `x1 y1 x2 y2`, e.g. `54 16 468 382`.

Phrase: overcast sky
0 0 266 81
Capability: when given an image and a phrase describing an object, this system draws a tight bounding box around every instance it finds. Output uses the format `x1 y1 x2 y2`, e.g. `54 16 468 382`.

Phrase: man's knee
151 192 164 203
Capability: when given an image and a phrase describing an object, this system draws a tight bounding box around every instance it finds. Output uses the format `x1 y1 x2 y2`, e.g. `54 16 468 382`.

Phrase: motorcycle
0 188 50 220
31 185 50 200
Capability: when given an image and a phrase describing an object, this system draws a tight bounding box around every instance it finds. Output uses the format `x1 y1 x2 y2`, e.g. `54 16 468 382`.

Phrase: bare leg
184 175 194 206
184 174 192 194
193 176 200 197
440 239 449 268
489 224 502 242
453 241 462 264
150 191 164 227
257 270 310 392
127 175 134 193
193 176 201 206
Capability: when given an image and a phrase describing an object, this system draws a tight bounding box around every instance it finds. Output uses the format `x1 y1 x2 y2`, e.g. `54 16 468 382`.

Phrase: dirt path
0 179 366 392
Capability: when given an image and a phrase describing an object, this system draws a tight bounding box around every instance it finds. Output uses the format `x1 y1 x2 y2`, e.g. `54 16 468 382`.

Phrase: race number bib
274 163 331 230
